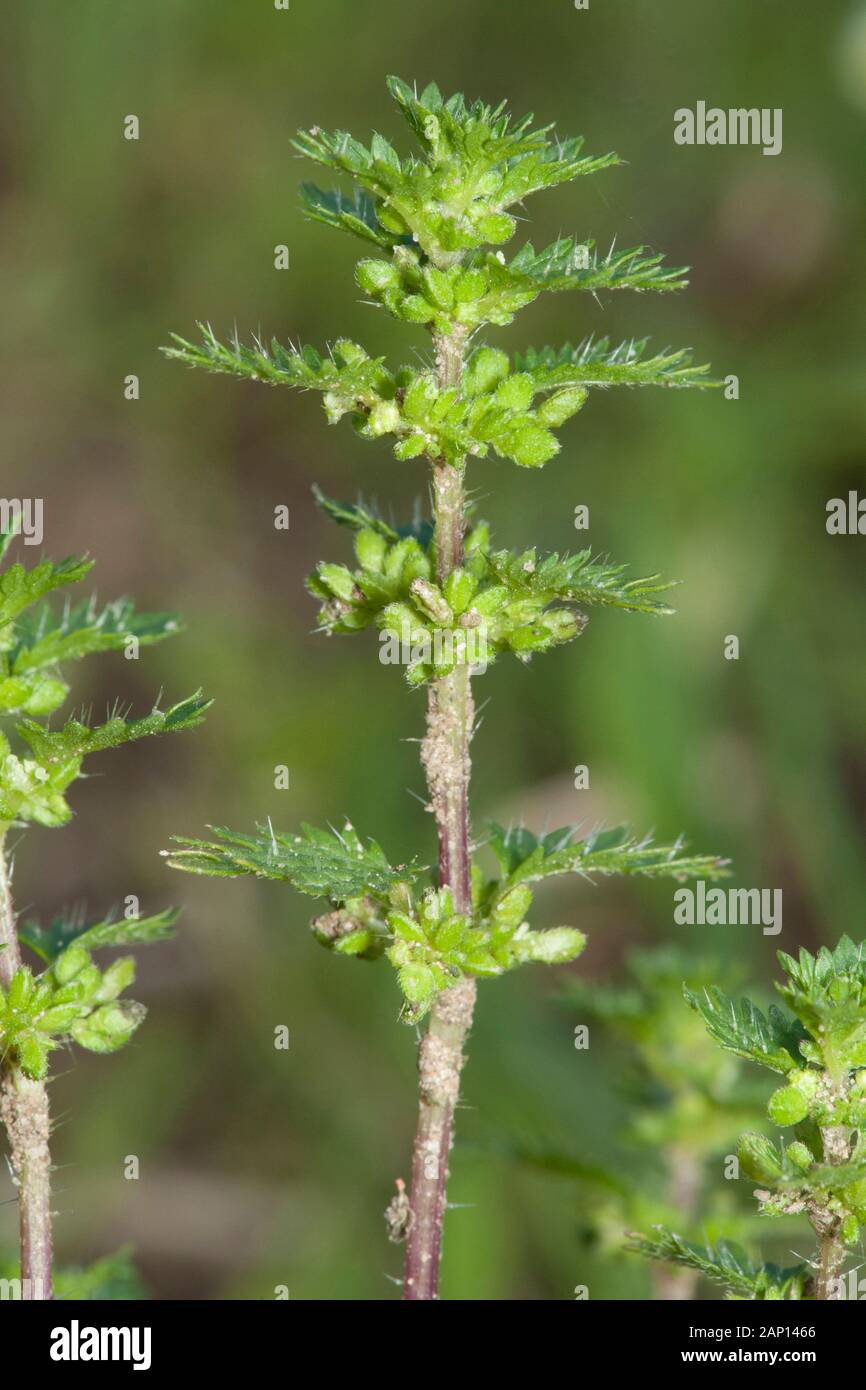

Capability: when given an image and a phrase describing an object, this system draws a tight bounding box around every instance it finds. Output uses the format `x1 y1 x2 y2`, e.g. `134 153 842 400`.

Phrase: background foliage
2 0 865 1298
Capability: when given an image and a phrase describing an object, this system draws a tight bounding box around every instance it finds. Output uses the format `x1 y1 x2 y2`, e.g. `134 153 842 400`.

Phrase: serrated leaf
500 238 690 297
515 336 719 391
311 485 433 547
0 556 93 627
487 822 729 897
684 985 806 1075
11 598 181 674
165 820 423 904
17 692 211 763
300 183 401 248
626 1228 809 1300
161 325 392 401
18 909 179 965
487 547 677 615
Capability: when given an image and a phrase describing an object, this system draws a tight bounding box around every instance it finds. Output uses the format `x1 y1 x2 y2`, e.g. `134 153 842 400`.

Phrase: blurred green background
2 0 865 1299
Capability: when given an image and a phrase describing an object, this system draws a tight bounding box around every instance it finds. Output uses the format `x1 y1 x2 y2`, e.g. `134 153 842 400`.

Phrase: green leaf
19 909 179 965
684 985 806 1075
487 822 730 895
0 556 93 628
17 692 211 763
486 547 677 615
626 1228 809 1300
311 485 433 547
300 183 402 248
11 598 181 674
165 820 423 904
501 238 690 297
515 336 719 391
161 325 393 401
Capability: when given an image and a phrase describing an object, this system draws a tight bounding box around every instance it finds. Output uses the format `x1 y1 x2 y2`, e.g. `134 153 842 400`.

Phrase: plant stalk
0 830 53 1300
812 1115 849 1300
403 327 476 1301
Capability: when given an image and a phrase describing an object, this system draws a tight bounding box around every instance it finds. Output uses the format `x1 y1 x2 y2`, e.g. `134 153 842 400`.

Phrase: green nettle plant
499 951 767 1297
163 76 726 1300
0 525 209 1299
630 938 866 1300
559 949 769 1299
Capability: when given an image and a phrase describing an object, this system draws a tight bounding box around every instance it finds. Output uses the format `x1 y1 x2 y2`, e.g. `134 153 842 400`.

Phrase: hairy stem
403 327 476 1301
812 1114 849 1300
815 1225 845 1301
0 830 52 1300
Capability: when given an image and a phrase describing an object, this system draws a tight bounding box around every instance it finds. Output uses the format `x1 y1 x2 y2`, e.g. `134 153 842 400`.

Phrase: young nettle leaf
515 336 718 392
11 597 180 674
164 75 724 1302
18 908 179 965
17 692 211 764
625 1229 810 1301
683 985 806 1075
300 183 404 250
486 822 730 900
0 554 93 628
164 821 422 903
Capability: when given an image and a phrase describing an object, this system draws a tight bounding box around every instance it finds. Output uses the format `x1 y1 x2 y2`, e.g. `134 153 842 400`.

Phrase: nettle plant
0 525 208 1299
561 949 770 1299
163 76 725 1300
630 938 866 1300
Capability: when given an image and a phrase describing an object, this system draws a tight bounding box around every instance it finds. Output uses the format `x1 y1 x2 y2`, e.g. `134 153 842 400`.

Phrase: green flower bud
332 339 368 367
71 1001 146 1054
94 956 136 1003
510 926 586 965
537 387 588 427
473 585 508 617
841 1213 860 1246
354 528 388 573
398 963 437 1005
432 917 466 952
768 1085 810 1127
388 911 427 944
23 677 68 717
786 1141 814 1172
453 269 487 303
7 966 34 1011
463 348 509 397
493 374 534 412
400 294 435 324
738 1132 784 1183
421 267 454 311
355 259 401 294
443 568 478 617
17 1033 50 1080
367 400 402 436
410 578 452 626
35 1003 81 1034
504 425 559 469
476 213 516 244
394 434 428 461
492 884 533 929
